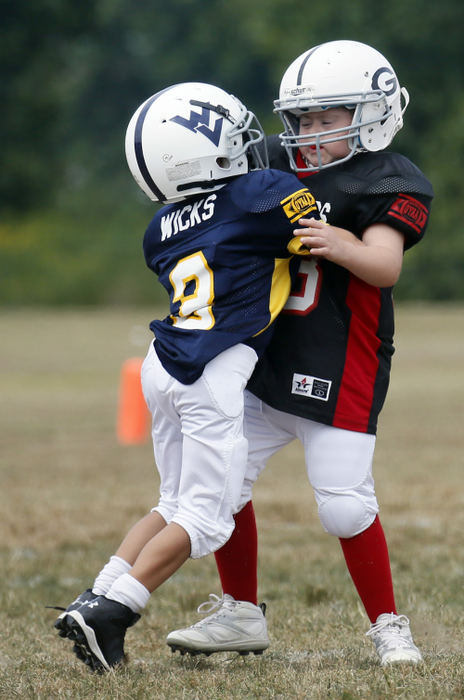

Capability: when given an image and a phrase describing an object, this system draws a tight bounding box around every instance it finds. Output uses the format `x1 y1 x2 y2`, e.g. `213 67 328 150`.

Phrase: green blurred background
2 0 463 305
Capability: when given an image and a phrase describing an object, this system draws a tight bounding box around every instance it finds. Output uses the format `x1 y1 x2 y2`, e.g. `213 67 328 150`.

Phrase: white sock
92 555 131 596
106 573 150 614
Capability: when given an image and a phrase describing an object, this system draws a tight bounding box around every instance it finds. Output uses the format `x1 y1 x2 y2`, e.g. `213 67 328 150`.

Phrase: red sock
214 501 258 605
339 516 396 623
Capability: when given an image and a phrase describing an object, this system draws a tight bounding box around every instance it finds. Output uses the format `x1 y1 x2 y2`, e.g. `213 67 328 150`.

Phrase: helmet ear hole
216 157 231 169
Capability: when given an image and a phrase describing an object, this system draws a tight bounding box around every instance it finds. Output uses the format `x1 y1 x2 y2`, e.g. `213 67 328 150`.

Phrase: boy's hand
293 218 359 262
294 219 405 287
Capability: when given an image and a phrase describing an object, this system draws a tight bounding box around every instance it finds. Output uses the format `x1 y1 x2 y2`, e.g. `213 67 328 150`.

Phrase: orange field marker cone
116 357 151 445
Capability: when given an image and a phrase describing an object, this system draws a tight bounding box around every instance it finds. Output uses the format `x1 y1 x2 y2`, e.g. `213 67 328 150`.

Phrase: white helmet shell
125 82 267 203
275 40 409 171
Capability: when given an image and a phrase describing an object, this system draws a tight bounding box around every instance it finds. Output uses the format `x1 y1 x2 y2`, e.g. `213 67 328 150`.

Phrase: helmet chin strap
189 99 234 123
176 174 239 194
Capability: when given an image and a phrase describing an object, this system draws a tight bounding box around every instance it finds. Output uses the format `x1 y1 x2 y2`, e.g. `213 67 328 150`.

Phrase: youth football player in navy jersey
143 170 316 385
166 42 434 665
51 81 320 672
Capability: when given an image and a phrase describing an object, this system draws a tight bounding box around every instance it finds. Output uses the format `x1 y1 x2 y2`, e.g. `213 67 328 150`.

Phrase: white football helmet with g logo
275 40 409 172
125 82 268 203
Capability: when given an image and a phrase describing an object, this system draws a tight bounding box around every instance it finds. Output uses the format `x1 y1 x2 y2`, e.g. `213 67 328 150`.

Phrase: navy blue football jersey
247 137 434 434
143 168 319 384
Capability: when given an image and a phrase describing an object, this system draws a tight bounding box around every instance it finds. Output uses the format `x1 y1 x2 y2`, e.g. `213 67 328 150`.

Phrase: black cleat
52 588 98 637
61 595 140 672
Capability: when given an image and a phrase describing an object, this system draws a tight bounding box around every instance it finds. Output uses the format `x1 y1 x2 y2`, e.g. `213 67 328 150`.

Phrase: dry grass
1 305 463 699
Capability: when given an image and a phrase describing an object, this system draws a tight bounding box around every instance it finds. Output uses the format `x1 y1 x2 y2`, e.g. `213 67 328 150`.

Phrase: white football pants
240 392 379 538
141 341 258 558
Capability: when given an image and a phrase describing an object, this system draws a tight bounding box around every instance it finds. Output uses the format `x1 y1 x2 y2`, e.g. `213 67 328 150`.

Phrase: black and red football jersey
247 136 434 434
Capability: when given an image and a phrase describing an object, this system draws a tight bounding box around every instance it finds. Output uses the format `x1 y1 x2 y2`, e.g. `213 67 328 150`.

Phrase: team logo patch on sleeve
292 373 331 401
281 189 318 223
388 194 429 235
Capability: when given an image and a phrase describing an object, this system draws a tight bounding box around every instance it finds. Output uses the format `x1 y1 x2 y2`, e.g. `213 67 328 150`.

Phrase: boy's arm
293 218 405 288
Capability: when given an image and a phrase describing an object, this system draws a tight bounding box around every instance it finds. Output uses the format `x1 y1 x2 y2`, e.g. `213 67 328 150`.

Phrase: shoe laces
366 613 412 646
196 593 234 615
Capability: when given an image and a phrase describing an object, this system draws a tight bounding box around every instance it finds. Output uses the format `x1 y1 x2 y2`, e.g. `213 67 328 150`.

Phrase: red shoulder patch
387 194 429 235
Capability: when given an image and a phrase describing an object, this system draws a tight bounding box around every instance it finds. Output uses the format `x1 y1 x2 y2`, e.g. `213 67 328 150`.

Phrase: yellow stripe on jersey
253 257 293 337
280 188 318 223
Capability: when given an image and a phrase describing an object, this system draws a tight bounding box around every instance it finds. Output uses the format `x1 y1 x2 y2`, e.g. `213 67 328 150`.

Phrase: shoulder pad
336 152 434 198
230 169 308 214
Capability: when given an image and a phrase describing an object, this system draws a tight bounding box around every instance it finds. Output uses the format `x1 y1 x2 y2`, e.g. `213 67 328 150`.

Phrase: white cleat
166 593 269 656
366 612 423 665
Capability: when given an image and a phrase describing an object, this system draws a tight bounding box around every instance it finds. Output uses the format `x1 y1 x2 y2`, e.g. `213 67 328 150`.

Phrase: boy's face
298 107 353 168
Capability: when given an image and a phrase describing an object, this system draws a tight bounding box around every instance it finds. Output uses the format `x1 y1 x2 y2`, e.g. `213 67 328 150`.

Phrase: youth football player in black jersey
167 42 433 665
51 81 321 672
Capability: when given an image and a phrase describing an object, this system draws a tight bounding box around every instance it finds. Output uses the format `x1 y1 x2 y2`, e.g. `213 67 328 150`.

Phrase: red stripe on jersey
333 277 382 432
388 194 428 235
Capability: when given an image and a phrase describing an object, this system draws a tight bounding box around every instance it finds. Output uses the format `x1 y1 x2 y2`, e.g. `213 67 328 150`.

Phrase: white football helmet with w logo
125 82 268 203
275 40 410 172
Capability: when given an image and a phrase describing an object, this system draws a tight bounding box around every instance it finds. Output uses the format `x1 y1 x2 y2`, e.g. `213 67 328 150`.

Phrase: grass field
1 305 463 699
